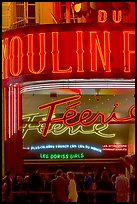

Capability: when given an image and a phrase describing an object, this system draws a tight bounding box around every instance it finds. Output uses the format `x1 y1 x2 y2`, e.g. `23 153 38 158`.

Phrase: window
15 2 36 27
28 2 35 24
59 2 79 24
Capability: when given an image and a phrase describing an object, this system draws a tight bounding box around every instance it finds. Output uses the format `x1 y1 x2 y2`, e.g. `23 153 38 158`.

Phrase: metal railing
12 190 117 202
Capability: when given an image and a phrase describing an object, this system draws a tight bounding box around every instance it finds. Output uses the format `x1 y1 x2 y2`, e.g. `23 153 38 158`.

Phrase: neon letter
76 31 84 72
98 10 107 23
9 36 23 76
112 10 122 23
90 31 111 72
39 33 46 73
27 34 46 74
123 31 135 72
2 38 9 79
63 109 79 126
38 95 81 137
52 32 72 73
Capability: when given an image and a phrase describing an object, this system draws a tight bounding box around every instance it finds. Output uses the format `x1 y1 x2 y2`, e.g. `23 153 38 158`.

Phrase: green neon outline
22 113 116 139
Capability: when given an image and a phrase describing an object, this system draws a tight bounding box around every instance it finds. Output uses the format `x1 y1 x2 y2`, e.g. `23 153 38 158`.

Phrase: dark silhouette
130 170 135 202
2 170 12 202
51 169 68 202
96 169 112 202
41 173 51 202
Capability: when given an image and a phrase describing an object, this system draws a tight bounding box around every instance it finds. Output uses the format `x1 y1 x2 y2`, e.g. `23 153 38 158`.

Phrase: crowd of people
2 166 135 202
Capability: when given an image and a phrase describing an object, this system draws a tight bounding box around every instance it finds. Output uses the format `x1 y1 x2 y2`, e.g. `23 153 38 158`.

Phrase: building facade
2 2 135 177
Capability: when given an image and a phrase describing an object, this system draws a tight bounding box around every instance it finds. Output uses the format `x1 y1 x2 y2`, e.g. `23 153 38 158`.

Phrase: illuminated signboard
38 95 135 138
22 114 116 139
102 144 127 151
39 153 84 159
23 109 130 159
22 95 132 160
2 23 135 85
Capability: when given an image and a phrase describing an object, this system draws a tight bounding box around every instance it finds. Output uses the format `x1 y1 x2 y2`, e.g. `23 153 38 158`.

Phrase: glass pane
16 5 24 18
28 5 35 17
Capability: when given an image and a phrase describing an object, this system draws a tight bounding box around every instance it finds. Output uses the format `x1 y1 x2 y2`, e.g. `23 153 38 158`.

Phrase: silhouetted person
96 168 112 202
67 171 78 202
115 166 129 202
2 170 12 202
82 170 93 202
51 169 68 202
83 170 93 190
130 170 135 202
42 173 51 202
28 169 43 202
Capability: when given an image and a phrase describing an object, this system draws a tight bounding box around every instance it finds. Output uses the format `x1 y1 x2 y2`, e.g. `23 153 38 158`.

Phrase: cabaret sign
38 95 135 138
2 25 135 82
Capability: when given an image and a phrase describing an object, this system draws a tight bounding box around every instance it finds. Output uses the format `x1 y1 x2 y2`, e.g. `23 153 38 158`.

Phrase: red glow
38 95 135 137
90 31 111 72
123 31 135 73
12 85 14 136
3 87 8 141
9 36 23 76
9 85 14 137
17 84 20 131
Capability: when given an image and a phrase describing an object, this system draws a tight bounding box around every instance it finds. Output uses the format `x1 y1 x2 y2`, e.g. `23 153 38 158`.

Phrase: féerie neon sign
38 95 135 137
22 113 116 138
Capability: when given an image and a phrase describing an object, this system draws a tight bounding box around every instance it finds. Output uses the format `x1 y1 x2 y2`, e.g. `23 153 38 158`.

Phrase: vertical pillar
2 87 7 176
3 86 9 174
11 2 17 27
66 2 71 23
16 84 23 174
2 130 5 177
3 84 23 175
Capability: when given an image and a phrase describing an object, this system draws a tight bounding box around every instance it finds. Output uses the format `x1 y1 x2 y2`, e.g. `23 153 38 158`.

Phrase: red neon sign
38 95 135 137
102 144 127 151
2 25 135 83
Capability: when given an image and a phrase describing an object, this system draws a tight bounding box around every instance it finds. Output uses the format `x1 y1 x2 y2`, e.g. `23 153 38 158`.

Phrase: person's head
131 169 135 176
83 170 88 176
5 170 11 177
101 170 110 182
17 175 22 182
24 176 29 183
56 169 63 177
67 171 75 180
36 169 39 174
111 174 116 183
43 173 49 181
118 165 125 174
